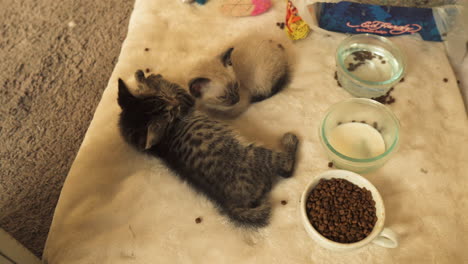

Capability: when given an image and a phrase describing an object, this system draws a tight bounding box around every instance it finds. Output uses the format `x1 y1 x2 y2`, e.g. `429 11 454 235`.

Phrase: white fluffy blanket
43 0 468 263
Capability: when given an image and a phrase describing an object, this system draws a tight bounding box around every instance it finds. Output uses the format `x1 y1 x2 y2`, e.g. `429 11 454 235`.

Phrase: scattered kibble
195 217 202 224
334 71 342 87
281 200 288 205
353 50 375 62
276 22 285 30
346 51 378 72
306 178 377 243
400 77 405 83
347 62 365 72
145 68 150 73
328 161 334 168
443 78 448 83
144 48 149 52
372 87 396 105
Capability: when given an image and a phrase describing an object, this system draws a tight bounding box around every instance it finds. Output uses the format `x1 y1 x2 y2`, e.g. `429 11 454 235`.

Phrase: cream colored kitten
188 35 294 118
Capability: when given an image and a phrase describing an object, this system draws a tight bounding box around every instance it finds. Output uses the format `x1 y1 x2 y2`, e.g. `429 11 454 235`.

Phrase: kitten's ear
118 78 136 108
144 120 167 150
188 78 210 98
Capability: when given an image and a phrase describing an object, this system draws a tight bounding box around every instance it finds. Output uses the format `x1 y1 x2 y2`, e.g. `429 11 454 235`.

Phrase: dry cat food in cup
306 178 377 243
300 170 398 251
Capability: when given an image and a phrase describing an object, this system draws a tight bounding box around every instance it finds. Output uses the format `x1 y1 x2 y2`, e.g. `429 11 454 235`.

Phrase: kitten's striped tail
225 200 271 228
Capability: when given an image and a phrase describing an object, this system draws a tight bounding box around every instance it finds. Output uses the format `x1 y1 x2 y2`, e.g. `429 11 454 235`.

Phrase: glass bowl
336 34 406 98
318 98 400 173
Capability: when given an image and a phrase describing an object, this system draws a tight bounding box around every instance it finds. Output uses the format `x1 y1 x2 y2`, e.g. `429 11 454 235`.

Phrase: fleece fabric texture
43 0 468 263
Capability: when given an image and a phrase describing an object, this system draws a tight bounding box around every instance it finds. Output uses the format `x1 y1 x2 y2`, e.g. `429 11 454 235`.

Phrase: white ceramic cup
299 170 398 251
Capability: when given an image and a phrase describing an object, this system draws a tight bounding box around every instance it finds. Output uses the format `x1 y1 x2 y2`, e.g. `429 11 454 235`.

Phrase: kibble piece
281 200 288 205
195 217 202 224
334 71 342 87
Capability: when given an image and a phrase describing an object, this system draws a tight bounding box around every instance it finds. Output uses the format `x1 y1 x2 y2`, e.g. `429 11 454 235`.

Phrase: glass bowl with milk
319 98 400 173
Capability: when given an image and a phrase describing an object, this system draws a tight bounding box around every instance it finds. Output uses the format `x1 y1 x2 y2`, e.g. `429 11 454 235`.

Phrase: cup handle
372 227 398 248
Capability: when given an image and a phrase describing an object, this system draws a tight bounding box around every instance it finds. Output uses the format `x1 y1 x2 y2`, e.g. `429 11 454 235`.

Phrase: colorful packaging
285 0 311 41
316 1 442 41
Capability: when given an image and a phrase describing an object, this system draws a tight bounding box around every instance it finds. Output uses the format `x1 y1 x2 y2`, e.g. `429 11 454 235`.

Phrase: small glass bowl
336 34 406 98
318 98 400 173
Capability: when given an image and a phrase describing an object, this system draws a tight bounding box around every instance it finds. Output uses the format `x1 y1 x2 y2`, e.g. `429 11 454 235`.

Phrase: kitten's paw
148 73 163 79
135 70 146 83
281 132 299 153
277 133 298 178
146 74 163 84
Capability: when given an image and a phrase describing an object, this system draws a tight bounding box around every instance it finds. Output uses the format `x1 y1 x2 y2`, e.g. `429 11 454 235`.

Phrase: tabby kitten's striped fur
117 70 299 227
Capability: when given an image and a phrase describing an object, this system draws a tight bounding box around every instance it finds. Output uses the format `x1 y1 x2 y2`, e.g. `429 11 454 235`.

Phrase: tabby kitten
118 70 299 227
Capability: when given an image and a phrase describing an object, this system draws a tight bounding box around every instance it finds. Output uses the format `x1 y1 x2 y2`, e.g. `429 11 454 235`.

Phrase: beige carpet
0 0 134 257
